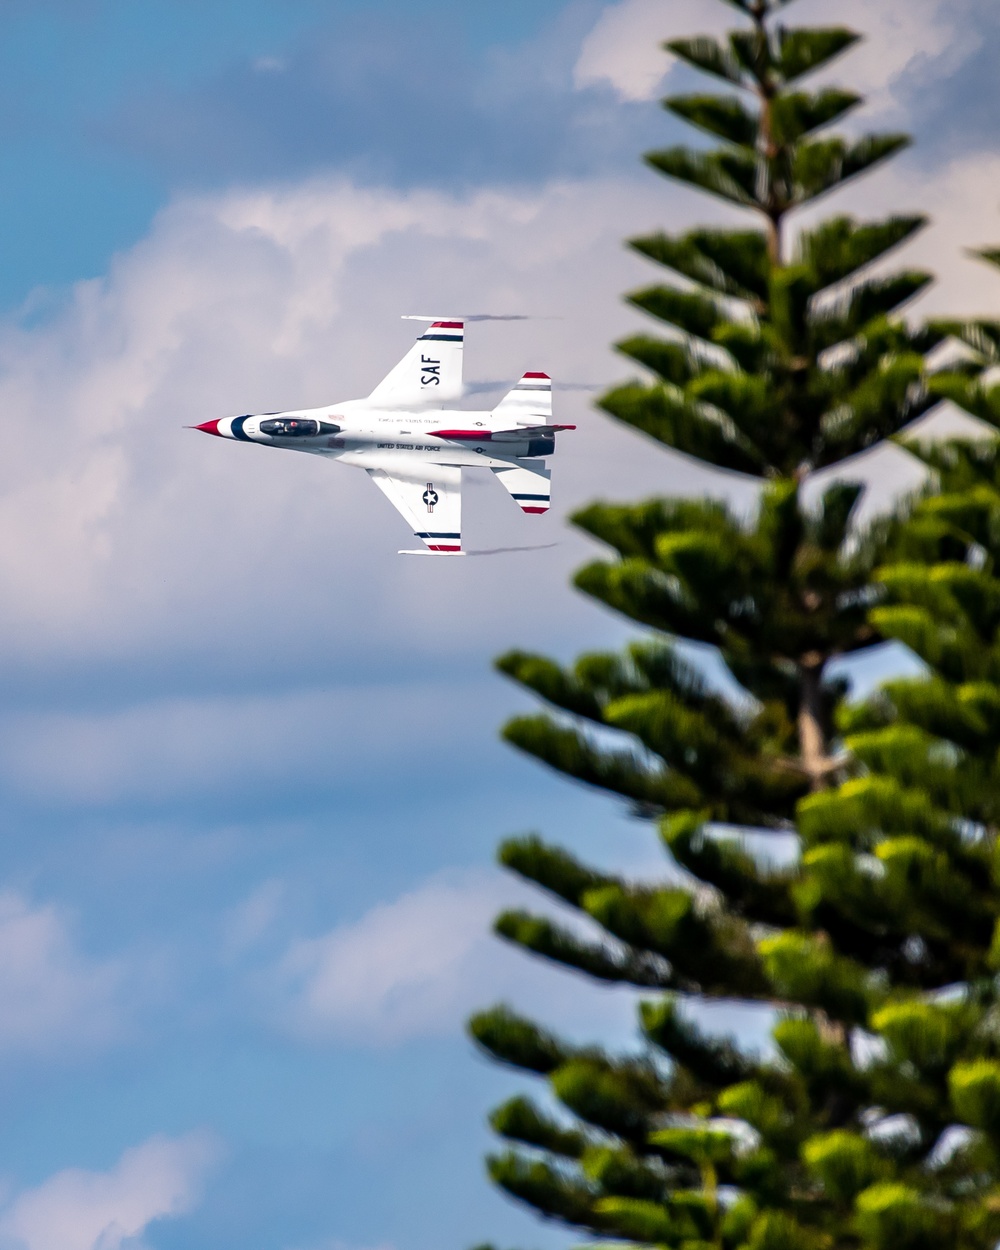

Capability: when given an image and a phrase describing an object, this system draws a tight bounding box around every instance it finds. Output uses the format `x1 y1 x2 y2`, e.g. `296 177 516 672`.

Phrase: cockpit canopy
259 417 341 438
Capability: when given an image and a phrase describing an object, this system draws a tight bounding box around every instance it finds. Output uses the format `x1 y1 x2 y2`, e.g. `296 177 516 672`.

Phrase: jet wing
366 464 463 553
366 321 464 407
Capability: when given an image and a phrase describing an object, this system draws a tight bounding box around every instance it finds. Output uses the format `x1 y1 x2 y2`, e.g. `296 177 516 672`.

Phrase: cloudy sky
0 2 997 1248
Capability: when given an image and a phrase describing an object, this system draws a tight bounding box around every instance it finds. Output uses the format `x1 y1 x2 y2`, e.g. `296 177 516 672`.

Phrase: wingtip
397 549 467 557
401 315 465 325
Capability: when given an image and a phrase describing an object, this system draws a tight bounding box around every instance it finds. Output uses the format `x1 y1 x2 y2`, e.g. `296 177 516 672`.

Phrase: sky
0 2 996 1248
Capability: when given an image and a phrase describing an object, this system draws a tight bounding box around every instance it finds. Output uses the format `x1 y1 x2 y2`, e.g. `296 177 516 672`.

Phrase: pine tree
466 4 1000 1249
806 405 1000 1248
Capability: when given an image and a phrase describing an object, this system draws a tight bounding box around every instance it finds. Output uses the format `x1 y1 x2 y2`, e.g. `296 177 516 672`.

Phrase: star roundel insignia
423 486 439 511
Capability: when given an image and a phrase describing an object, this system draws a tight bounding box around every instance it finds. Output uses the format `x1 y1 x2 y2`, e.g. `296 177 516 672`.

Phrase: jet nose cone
192 419 222 436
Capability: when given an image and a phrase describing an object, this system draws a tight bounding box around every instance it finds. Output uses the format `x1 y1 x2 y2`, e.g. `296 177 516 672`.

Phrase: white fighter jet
193 318 574 554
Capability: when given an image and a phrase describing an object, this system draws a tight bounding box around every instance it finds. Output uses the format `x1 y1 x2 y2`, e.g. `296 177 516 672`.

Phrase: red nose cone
193 420 222 436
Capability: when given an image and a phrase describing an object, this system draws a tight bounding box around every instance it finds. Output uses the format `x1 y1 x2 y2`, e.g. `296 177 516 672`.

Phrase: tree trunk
798 658 828 792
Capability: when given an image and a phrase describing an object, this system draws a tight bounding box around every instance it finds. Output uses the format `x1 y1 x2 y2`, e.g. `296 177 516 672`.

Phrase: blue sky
0 2 995 1249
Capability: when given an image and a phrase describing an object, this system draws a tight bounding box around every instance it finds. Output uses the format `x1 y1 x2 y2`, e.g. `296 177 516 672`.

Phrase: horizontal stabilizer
429 423 575 442
493 422 573 442
492 372 552 424
492 460 552 514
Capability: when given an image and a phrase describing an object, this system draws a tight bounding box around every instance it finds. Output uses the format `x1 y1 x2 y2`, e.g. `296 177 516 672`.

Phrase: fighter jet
193 318 574 554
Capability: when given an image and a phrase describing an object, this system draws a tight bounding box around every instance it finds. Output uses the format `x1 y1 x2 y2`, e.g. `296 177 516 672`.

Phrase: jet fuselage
196 401 556 470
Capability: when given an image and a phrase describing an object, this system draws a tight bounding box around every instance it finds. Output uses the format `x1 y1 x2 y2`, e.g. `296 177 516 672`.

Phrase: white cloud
795 149 1000 315
0 167 746 814
0 1132 218 1250
0 172 691 680
222 879 286 958
276 869 642 1047
801 0 980 118
0 892 122 1056
0 680 492 806
574 0 979 114
0 126 992 812
895 153 1000 315
0 148 986 692
280 871 513 1043
273 867 778 1056
574 0 702 102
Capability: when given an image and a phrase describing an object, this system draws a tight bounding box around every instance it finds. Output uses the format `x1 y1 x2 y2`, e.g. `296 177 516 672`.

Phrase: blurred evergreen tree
467 4 1000 1249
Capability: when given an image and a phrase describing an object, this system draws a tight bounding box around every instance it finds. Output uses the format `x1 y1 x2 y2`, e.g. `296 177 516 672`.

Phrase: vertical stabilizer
491 372 552 425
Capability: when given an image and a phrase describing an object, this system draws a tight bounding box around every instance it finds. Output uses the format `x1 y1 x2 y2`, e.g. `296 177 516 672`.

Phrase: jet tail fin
491 372 552 425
